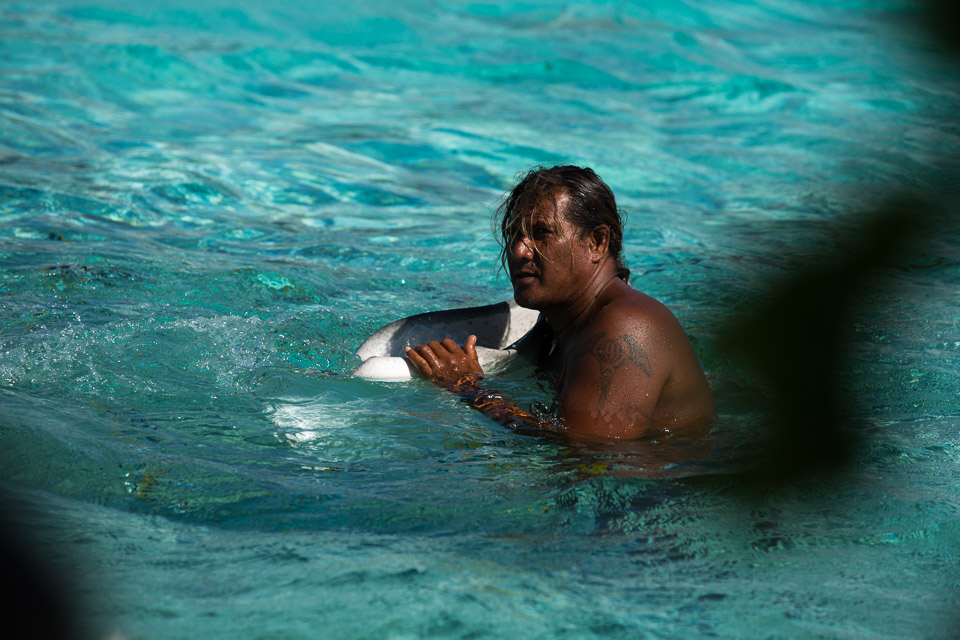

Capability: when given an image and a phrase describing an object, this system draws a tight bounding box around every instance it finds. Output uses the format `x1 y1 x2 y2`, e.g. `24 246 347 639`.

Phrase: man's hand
407 334 556 435
405 335 484 391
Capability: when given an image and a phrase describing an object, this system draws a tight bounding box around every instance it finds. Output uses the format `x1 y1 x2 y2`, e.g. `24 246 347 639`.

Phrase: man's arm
556 315 668 440
405 336 555 434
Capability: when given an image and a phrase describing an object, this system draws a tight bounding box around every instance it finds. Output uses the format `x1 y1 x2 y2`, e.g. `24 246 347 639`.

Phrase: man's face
507 194 595 311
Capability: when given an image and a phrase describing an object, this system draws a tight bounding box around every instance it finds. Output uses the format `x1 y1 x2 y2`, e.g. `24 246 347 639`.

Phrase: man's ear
587 225 610 262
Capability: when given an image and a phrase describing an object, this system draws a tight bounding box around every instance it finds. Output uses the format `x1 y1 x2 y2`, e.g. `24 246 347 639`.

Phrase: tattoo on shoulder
584 331 652 417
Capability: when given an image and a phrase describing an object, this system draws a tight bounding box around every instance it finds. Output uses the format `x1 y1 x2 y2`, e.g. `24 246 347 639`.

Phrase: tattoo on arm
586 332 652 417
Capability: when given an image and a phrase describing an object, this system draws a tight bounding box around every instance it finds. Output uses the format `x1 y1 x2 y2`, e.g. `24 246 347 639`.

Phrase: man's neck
541 263 617 338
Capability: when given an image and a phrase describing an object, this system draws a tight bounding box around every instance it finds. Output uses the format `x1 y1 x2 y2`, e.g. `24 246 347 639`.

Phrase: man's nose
511 235 534 261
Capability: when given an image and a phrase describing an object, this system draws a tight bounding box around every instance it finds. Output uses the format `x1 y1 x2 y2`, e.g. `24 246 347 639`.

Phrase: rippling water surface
2 1 959 638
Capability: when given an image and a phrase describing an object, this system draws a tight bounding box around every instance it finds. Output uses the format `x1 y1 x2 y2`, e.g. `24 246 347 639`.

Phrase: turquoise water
2 0 959 638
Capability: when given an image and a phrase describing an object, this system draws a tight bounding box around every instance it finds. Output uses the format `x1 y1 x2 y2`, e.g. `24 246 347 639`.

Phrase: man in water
405 166 715 441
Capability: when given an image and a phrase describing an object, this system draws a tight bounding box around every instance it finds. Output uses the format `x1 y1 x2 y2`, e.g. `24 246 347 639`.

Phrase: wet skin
406 194 715 441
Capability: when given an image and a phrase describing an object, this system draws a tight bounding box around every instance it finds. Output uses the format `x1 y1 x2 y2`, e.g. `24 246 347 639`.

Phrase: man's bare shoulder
574 280 715 436
587 280 684 342
560 282 682 387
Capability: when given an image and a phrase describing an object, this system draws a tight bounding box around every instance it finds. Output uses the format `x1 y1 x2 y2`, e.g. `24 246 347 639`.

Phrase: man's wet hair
496 165 630 282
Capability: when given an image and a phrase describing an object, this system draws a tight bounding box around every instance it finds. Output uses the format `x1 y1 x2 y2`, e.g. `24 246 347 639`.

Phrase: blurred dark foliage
0 488 90 640
922 0 960 53
714 0 957 486
718 199 941 486
716 1 958 635
713 0 958 480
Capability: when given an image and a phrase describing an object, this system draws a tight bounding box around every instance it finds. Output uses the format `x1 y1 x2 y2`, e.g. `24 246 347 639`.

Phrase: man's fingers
427 340 449 355
406 336 483 388
404 346 433 378
440 338 462 354
416 344 443 371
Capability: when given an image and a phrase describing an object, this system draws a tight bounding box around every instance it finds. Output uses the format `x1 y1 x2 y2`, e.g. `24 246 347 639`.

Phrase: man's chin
512 291 541 310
